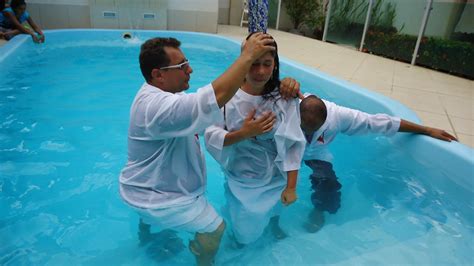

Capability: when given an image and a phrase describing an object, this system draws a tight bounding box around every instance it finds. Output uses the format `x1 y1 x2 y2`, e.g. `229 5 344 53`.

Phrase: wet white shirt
204 89 306 244
304 98 401 163
205 89 306 184
119 83 222 209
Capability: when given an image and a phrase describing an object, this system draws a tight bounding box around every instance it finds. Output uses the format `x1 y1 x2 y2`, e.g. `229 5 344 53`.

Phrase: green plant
306 6 326 32
282 0 323 30
330 0 368 33
365 32 474 79
329 0 400 35
370 0 396 29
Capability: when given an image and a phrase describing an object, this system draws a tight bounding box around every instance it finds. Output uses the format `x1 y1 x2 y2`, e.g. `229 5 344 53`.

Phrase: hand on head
241 32 275 61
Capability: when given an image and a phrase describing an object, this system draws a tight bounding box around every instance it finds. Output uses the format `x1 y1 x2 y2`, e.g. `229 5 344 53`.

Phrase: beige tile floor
217 25 474 148
1 27 473 147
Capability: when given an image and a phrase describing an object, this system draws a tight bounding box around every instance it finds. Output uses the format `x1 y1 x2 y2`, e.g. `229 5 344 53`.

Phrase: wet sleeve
274 99 306 172
204 110 230 164
336 105 401 136
141 84 222 139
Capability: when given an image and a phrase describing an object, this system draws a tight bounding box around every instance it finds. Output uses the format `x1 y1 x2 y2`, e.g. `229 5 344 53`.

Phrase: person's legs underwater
138 218 152 245
189 221 226 266
268 215 287 240
137 218 185 262
224 172 287 247
304 160 342 233
133 195 223 265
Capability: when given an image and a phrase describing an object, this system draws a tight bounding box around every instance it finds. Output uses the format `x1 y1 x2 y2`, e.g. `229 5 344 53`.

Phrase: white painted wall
26 0 88 5
218 0 230 24
167 0 218 12
219 0 230 8
26 0 220 11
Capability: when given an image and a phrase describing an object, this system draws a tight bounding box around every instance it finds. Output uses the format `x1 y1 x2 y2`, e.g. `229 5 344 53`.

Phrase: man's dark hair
300 95 327 126
139 37 181 82
245 32 280 101
0 0 6 11
10 0 26 9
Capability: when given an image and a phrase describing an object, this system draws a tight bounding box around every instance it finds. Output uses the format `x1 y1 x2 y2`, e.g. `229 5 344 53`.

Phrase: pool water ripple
0 31 472 265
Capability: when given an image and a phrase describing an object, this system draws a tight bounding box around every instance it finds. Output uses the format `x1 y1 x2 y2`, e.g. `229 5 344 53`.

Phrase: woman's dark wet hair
245 32 280 101
10 0 26 9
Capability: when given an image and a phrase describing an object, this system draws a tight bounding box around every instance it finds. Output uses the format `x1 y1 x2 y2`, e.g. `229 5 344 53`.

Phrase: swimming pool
1 30 472 265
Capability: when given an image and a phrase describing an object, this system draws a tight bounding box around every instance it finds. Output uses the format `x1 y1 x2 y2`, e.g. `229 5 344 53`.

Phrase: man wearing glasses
119 33 275 266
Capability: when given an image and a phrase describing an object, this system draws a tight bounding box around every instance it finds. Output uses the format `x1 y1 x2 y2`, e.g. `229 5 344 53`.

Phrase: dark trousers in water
304 160 342 214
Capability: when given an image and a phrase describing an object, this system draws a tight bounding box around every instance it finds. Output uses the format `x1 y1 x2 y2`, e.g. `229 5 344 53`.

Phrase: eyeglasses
159 59 190 71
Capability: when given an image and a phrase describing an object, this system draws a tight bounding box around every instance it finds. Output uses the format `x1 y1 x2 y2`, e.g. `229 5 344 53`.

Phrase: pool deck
1 27 473 148
217 25 474 148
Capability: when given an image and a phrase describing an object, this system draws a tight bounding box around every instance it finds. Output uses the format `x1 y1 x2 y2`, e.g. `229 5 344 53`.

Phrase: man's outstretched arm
399 119 457 142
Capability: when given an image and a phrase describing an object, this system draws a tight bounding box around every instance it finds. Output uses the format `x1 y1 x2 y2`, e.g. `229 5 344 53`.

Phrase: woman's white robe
205 89 305 244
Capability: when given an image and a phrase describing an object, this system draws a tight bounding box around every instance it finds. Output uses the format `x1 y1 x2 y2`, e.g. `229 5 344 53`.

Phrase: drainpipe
411 0 433 65
322 0 333 42
276 0 281 30
359 0 374 51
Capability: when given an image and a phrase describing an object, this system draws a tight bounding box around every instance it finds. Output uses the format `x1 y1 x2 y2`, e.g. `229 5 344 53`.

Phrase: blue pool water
1 30 473 265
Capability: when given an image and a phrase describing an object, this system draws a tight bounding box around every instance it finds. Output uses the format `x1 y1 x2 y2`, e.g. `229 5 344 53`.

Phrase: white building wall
24 0 219 33
167 0 218 33
218 0 230 24
26 0 91 29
